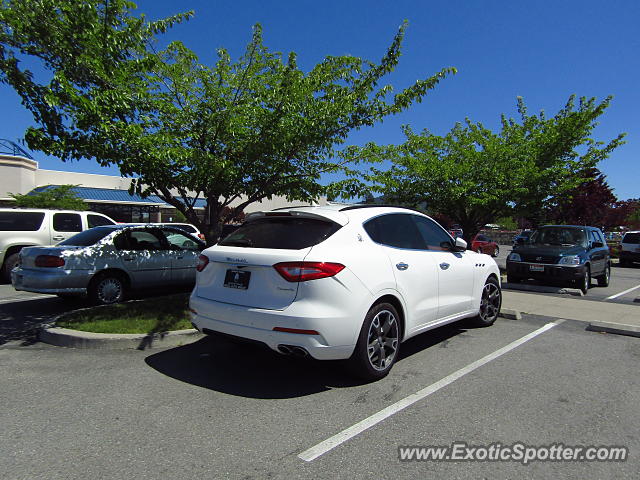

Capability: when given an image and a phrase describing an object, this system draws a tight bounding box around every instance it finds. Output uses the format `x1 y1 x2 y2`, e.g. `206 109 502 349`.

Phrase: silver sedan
11 225 204 304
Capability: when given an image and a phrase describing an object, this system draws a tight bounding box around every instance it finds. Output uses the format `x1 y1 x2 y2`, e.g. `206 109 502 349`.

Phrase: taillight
198 233 205 240
196 254 209 272
35 255 65 268
273 262 345 282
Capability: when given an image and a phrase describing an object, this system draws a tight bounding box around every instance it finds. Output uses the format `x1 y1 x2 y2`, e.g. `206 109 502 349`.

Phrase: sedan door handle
52 235 65 241
396 262 409 271
439 262 450 270
123 257 134 262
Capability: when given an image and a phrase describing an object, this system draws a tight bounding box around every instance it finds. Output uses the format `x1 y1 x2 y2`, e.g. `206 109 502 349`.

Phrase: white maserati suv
189 205 501 380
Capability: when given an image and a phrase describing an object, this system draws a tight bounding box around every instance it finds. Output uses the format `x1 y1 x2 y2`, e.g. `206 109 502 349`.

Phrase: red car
471 234 499 257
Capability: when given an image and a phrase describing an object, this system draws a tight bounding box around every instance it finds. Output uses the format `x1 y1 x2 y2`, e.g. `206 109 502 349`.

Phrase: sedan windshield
58 227 114 246
530 227 587 247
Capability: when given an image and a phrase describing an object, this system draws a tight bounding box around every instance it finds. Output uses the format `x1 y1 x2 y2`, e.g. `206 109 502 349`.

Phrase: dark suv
506 225 610 294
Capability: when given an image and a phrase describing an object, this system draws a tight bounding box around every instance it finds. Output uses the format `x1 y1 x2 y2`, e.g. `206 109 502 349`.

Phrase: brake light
35 255 65 268
273 262 345 282
197 233 205 240
196 254 209 272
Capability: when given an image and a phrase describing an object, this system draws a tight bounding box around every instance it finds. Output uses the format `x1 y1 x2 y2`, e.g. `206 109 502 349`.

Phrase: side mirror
516 237 526 245
455 237 467 251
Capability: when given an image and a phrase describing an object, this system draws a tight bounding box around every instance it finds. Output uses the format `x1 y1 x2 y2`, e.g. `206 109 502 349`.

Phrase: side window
412 216 452 250
129 229 165 251
363 214 425 249
162 229 201 251
477 234 487 242
88 214 115 228
53 213 82 232
590 230 601 246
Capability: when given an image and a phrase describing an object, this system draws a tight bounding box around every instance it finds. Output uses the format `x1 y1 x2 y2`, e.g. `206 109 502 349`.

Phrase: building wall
1 156 328 214
0 155 38 200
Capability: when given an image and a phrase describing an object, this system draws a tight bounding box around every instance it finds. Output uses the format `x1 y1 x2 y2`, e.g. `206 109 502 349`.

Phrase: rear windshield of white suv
218 217 341 249
0 212 45 231
623 233 640 244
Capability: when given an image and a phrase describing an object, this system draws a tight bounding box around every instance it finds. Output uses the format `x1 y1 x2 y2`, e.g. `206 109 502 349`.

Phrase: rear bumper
11 267 91 294
506 261 586 283
189 289 372 361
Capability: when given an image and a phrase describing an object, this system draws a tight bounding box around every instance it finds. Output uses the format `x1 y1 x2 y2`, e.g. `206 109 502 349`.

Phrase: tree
0 0 455 244
335 96 625 243
546 168 617 227
10 184 86 210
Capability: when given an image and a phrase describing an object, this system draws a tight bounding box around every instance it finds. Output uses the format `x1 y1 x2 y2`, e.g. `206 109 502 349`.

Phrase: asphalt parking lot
1 253 639 479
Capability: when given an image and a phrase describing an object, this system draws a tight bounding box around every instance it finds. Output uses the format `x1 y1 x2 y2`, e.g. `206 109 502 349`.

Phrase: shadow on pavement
144 322 468 399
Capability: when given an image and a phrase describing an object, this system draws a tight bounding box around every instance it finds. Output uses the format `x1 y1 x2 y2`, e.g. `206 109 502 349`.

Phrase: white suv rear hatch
195 214 343 310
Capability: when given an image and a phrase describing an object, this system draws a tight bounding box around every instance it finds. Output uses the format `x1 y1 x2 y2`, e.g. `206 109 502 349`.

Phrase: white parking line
605 284 640 300
298 319 566 462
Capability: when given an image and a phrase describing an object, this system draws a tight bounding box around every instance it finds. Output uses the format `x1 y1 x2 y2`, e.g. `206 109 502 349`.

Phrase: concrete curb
502 282 583 297
39 326 204 350
498 309 522 320
586 321 640 338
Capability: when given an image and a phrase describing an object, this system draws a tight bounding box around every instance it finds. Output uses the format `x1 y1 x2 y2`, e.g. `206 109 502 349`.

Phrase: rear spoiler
245 209 349 226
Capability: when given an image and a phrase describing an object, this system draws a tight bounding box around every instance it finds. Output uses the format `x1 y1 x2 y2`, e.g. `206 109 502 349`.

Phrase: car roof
249 204 429 226
540 225 599 230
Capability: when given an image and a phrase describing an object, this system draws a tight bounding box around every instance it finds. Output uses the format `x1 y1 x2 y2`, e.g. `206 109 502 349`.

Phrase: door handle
439 263 450 270
123 257 134 262
52 235 65 241
396 262 409 271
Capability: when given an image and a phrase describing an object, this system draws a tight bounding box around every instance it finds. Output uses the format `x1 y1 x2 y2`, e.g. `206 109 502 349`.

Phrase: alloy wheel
479 281 501 323
366 310 399 371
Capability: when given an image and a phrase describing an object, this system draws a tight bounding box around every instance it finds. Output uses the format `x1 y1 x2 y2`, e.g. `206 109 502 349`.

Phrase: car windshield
623 232 640 244
530 227 587 247
58 227 114 246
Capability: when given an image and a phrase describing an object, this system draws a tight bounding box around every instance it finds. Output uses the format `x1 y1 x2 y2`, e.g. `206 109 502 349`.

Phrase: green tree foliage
336 96 625 243
0 0 455 244
10 184 86 210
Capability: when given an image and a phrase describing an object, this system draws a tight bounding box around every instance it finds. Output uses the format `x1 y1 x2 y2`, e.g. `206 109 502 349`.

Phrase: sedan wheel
349 303 400 380
90 274 126 305
471 277 501 327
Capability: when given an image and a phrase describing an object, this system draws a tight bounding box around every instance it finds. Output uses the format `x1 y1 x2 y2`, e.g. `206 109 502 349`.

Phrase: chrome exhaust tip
290 346 309 358
277 344 293 355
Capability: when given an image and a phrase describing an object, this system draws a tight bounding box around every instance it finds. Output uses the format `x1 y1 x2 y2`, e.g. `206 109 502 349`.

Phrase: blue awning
29 185 205 208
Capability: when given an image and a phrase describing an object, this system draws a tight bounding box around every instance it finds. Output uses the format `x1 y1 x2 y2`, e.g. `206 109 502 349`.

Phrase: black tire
469 277 502 327
348 303 401 381
506 275 520 284
88 272 127 305
596 263 610 287
492 246 500 258
2 252 20 283
578 266 590 295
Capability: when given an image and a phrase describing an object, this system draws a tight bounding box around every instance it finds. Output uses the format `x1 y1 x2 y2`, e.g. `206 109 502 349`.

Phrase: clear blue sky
1 0 638 200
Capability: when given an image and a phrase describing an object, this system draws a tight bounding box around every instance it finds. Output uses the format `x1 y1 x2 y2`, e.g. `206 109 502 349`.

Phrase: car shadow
144 321 468 399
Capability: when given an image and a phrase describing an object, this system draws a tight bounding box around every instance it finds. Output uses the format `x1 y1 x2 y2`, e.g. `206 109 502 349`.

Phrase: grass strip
56 293 192 334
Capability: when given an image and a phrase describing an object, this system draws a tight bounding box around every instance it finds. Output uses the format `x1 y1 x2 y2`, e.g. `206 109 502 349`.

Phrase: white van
0 208 116 281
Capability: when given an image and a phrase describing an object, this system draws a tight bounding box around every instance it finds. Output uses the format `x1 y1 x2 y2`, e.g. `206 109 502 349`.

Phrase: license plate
224 269 251 290
529 264 544 272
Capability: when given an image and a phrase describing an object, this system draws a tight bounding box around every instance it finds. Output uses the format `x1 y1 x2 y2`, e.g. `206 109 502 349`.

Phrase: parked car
11 224 204 304
0 208 116 282
506 225 610 294
512 229 533 246
190 205 501 380
471 234 499 257
448 225 464 238
619 231 640 267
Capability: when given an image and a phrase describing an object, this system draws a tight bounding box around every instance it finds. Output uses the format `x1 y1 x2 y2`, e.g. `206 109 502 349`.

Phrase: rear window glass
88 214 115 228
218 217 341 249
58 227 113 246
623 232 640 244
53 213 82 232
0 212 45 231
